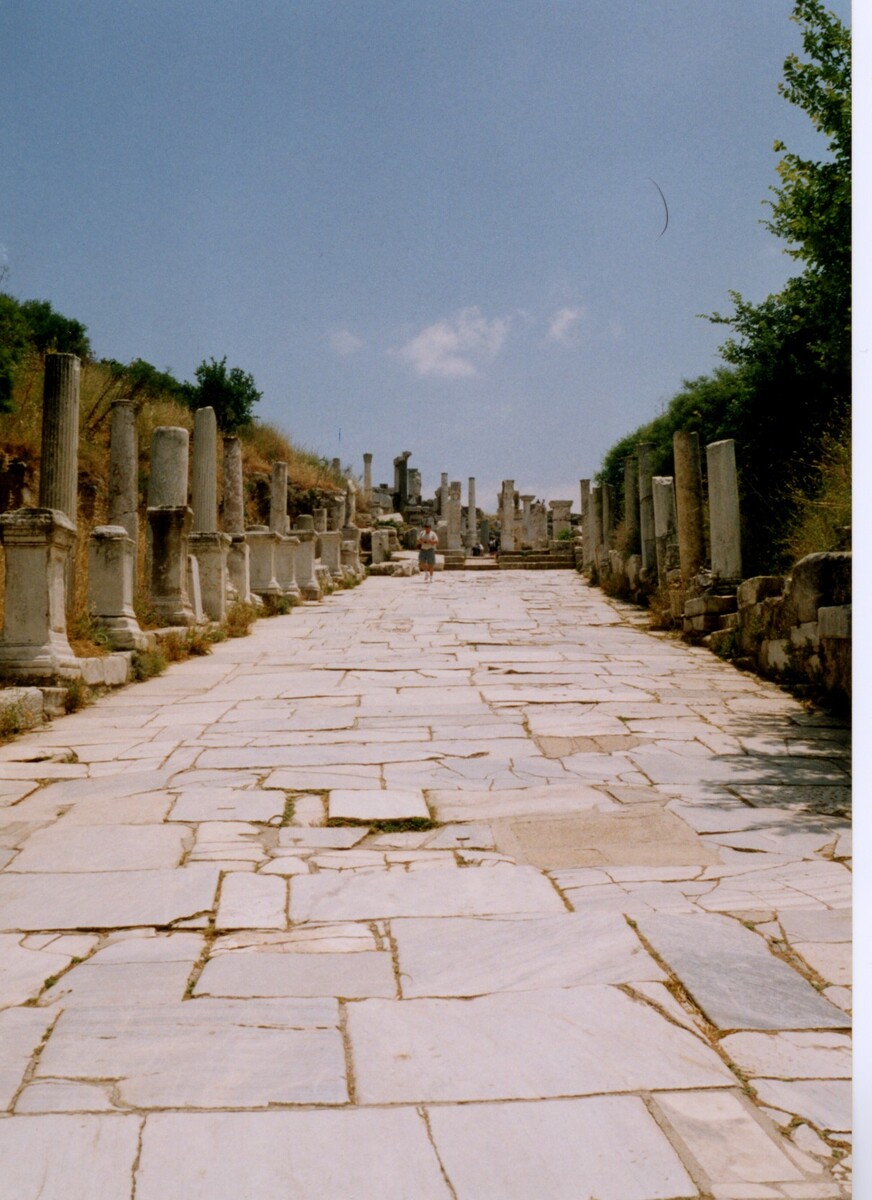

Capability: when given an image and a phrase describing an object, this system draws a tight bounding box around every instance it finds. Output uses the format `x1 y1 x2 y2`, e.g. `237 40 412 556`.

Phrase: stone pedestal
0 509 81 680
313 508 328 534
275 535 301 598
623 456 641 555
188 531 231 621
369 529 390 565
88 525 147 650
550 500 573 540
638 443 655 573
192 408 219 533
227 536 253 605
673 431 706 582
707 439 742 581
108 400 139 589
447 482 463 552
246 527 282 598
270 462 289 534
294 535 320 599
319 530 343 578
652 477 680 585
147 507 197 625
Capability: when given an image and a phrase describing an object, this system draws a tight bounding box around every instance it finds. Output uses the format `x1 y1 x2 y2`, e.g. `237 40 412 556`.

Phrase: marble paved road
0 571 852 1199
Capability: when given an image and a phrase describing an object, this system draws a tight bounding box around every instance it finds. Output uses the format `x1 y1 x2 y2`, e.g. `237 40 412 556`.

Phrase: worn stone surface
0 570 850 1196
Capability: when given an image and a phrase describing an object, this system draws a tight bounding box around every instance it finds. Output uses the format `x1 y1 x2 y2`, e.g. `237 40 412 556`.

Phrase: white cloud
328 329 364 356
395 307 510 378
546 305 586 345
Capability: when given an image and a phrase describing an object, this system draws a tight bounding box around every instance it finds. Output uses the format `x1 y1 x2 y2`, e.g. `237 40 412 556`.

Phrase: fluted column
39 353 80 521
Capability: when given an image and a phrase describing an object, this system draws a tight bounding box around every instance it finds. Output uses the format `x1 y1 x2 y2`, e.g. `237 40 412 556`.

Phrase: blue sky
0 0 851 510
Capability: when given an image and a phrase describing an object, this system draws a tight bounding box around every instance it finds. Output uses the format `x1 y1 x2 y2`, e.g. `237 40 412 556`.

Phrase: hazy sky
0 0 851 510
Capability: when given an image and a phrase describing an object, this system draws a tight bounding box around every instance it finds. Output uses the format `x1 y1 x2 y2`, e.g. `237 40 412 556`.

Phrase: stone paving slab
635 913 850 1031
347 984 735 1103
392 912 665 996
0 1114 143 1200
35 999 346 1108
134 1110 454 1199
426 1095 697 1199
0 866 221 931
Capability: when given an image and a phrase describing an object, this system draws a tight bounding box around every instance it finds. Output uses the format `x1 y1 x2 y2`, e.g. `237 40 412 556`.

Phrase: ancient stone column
393 451 411 512
707 439 742 581
465 477 477 548
146 427 196 625
188 408 230 621
499 481 515 551
440 472 448 516
447 481 463 551
319 530 343 579
673 431 706 582
519 495 534 547
532 502 548 550
0 510 80 680
191 408 218 533
223 436 252 606
108 399 139 589
408 468 422 504
602 485 614 553
591 485 604 566
623 455 641 555
313 507 328 534
223 436 245 535
39 353 80 522
88 525 146 649
270 462 289 534
550 500 573 540
652 476 680 585
362 453 373 505
579 480 591 566
638 442 655 573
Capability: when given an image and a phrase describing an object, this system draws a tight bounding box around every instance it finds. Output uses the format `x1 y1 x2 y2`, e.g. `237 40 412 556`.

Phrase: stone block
684 594 737 618
819 604 851 640
738 576 785 608
784 552 851 625
790 622 820 649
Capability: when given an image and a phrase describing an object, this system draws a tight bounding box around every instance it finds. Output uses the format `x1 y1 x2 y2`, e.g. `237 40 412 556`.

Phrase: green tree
0 294 30 412
17 298 91 358
183 356 261 433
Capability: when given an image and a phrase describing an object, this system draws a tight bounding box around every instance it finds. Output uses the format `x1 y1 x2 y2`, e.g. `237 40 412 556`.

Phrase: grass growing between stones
327 816 436 833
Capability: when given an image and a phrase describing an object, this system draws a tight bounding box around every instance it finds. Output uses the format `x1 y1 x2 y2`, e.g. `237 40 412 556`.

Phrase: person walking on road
417 520 438 583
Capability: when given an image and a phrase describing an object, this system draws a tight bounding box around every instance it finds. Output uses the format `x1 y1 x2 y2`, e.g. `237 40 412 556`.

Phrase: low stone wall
583 546 851 708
